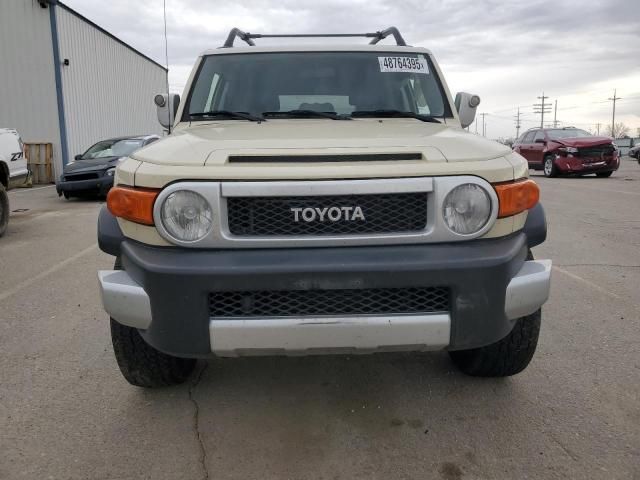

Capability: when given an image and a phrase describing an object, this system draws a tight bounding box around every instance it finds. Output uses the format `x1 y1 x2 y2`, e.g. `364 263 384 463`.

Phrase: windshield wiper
350 109 441 123
262 110 351 120
189 110 264 122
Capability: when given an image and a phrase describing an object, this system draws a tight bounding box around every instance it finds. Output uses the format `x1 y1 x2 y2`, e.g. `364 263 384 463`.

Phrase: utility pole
513 107 521 139
479 113 488 137
553 100 558 128
595 123 601 135
533 92 552 128
608 89 621 138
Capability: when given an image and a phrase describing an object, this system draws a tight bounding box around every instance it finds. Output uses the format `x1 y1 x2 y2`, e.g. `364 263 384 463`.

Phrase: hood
131 119 512 166
64 156 120 173
549 136 613 148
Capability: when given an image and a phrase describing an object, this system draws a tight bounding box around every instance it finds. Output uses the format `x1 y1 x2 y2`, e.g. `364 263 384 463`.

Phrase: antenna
163 0 171 134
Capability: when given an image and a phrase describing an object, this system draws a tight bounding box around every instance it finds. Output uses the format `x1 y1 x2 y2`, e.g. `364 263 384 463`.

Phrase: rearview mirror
454 92 481 129
154 93 180 130
74 154 82 160
535 138 546 144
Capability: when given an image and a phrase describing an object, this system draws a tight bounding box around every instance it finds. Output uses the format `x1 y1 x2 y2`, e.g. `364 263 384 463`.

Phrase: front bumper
56 174 113 195
555 154 619 173
98 233 551 357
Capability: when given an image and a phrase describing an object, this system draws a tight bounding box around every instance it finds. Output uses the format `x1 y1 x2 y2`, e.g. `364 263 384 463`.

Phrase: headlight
160 190 213 242
442 184 491 235
106 167 116 176
558 146 578 154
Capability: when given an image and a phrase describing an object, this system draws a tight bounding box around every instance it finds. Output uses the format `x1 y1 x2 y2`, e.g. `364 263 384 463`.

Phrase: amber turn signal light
494 179 539 218
107 186 160 226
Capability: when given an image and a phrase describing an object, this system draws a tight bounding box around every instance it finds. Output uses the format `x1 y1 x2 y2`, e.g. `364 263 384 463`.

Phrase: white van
0 128 29 236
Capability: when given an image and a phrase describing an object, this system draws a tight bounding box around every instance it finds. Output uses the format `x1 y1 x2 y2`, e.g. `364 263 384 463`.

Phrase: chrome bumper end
505 259 552 320
98 270 152 329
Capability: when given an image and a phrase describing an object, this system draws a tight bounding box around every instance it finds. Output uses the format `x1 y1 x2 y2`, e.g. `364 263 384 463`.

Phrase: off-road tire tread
0 183 8 237
110 256 196 387
110 319 196 387
449 249 541 377
449 310 541 377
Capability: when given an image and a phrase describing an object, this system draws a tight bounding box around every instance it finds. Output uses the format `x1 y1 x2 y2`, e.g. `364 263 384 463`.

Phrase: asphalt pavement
1 160 639 480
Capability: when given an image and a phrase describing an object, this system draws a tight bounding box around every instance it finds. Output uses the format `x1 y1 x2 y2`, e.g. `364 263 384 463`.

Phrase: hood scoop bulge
227 153 423 163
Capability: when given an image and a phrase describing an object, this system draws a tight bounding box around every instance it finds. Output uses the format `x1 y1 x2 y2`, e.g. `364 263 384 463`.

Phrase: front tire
0 183 9 238
110 257 196 387
449 309 541 377
543 155 558 177
110 319 197 388
596 171 613 178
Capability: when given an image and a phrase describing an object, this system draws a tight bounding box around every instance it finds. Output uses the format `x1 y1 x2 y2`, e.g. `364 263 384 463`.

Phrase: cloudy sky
64 0 640 139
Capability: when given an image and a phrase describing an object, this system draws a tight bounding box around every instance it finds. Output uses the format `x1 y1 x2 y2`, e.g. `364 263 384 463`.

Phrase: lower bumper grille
226 192 428 236
209 286 450 318
64 172 100 181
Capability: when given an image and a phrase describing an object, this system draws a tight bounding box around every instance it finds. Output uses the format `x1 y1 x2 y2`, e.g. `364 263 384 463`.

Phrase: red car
513 127 619 177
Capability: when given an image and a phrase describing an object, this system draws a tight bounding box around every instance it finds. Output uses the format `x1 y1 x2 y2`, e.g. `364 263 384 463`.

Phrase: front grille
227 193 427 236
578 145 615 158
209 287 450 318
64 172 99 181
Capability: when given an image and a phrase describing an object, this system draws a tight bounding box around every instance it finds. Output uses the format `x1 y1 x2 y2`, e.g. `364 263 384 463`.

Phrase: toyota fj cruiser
97 27 551 387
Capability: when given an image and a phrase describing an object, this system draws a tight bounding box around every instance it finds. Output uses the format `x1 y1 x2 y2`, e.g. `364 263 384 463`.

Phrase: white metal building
0 0 167 178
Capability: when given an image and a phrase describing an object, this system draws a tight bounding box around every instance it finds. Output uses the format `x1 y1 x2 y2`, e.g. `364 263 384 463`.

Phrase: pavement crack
549 433 579 462
189 362 210 480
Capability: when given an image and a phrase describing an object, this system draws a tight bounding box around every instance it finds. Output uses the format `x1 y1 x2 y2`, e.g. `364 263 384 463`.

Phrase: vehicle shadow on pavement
134 353 527 478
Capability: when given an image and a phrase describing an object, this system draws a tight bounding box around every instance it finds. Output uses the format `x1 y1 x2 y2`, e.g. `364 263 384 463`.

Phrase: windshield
547 128 592 139
81 139 144 159
185 52 451 119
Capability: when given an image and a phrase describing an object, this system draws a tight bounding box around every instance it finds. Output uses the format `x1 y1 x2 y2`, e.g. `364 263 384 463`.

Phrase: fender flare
523 203 547 248
97 206 124 256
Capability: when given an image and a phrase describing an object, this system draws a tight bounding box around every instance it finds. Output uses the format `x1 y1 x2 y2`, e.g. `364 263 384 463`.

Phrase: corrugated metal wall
56 5 166 161
0 0 61 173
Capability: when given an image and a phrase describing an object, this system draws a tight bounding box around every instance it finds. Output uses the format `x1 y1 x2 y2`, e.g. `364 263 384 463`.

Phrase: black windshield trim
351 109 442 123
262 110 351 120
188 110 265 122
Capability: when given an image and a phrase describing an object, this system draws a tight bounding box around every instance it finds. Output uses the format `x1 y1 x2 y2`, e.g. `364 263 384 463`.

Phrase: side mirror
454 92 481 129
74 154 82 160
534 138 546 144
154 93 180 130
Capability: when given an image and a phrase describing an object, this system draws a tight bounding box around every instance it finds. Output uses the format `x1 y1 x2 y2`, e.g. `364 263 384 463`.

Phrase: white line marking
552 266 621 300
556 183 640 197
0 243 98 302
8 185 56 195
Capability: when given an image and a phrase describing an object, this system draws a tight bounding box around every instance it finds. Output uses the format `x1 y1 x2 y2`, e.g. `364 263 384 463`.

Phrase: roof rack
222 26 407 48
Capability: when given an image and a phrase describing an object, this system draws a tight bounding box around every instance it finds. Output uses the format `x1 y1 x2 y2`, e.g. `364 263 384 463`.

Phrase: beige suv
97 28 551 387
